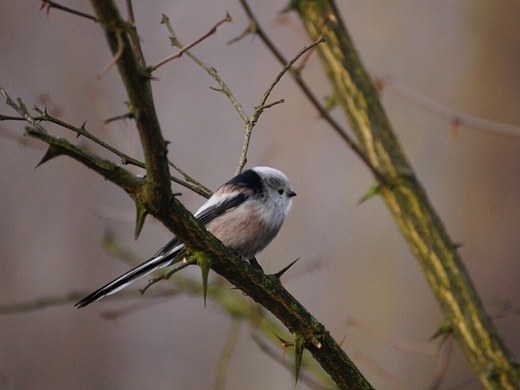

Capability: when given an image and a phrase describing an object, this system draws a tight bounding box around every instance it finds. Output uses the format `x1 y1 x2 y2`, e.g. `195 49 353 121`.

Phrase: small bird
75 166 296 308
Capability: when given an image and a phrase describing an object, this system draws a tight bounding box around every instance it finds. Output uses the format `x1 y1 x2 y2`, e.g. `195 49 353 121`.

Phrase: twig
378 74 520 140
96 32 125 79
428 334 453 390
215 320 242 390
162 15 249 124
149 13 232 73
104 112 134 124
140 259 195 295
33 105 143 167
168 160 211 197
125 0 146 66
235 36 325 175
39 0 97 22
1 89 208 197
238 0 388 186
347 317 437 356
354 351 413 390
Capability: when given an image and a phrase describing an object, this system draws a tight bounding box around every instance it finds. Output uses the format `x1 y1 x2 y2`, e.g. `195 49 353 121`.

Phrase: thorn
160 14 169 25
271 258 300 279
273 333 293 360
40 2 51 18
197 255 212 308
431 321 452 341
358 182 380 205
35 146 61 168
134 201 148 240
293 334 305 384
323 93 337 111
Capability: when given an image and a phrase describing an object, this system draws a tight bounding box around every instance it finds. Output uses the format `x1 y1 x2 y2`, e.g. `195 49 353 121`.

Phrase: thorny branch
236 36 325 175
39 0 97 21
161 15 324 176
238 0 388 186
148 13 232 73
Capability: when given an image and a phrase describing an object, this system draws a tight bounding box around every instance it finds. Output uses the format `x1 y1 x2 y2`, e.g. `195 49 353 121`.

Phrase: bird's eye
278 189 284 195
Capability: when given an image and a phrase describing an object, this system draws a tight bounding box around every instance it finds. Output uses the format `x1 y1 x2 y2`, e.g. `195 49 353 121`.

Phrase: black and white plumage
75 166 296 308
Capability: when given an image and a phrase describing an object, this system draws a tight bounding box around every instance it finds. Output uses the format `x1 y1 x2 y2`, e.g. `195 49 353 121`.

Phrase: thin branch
96 32 125 79
149 13 232 73
125 0 146 67
104 112 134 124
168 160 212 197
162 14 249 124
0 289 185 315
215 320 242 390
140 260 194 295
33 106 143 167
235 36 325 175
428 334 453 390
39 0 97 22
34 105 207 196
377 74 520 140
354 351 413 390
289 1 520 388
347 317 437 356
238 0 388 186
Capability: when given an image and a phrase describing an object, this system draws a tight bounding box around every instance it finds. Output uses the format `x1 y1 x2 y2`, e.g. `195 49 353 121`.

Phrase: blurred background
1 1 519 389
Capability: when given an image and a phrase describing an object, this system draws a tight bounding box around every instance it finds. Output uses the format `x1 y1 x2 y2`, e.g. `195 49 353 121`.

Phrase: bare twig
354 351 413 390
162 15 249 124
39 0 97 22
32 105 144 167
168 160 211 197
215 320 242 390
96 32 125 79
377 74 520 140
1 89 208 197
238 0 388 186
428 334 453 390
125 0 146 66
140 259 195 295
347 317 437 356
149 13 232 73
235 36 325 175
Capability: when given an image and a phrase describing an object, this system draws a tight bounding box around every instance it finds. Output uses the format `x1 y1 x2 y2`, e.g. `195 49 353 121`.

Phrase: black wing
196 192 248 225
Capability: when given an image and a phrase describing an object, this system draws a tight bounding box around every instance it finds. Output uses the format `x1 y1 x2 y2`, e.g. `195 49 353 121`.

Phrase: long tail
75 247 183 308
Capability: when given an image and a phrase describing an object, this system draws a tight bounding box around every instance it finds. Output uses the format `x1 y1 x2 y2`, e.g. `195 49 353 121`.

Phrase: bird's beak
288 190 297 197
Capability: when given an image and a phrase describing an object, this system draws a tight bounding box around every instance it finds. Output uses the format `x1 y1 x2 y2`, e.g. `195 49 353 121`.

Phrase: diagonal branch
239 0 387 186
149 13 232 73
235 37 325 175
90 0 172 220
39 0 97 21
286 1 520 388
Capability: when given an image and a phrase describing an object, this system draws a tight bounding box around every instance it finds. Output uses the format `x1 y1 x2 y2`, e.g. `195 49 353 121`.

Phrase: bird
75 166 296 308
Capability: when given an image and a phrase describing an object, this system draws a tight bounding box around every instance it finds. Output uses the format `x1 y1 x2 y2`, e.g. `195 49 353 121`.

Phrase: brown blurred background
1 1 519 389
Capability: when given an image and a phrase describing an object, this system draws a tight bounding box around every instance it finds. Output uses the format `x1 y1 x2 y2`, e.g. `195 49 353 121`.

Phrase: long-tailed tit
75 166 296 308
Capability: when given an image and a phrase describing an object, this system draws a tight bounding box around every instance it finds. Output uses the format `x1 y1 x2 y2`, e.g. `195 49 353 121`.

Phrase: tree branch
90 0 172 219
287 1 520 388
149 13 232 73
